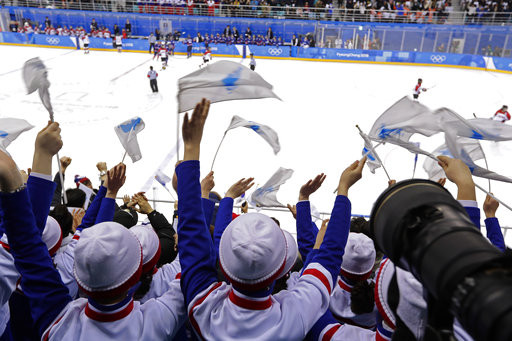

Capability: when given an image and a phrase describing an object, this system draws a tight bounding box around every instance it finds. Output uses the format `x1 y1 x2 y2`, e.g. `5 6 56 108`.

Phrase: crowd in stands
8 16 132 39
0 97 507 340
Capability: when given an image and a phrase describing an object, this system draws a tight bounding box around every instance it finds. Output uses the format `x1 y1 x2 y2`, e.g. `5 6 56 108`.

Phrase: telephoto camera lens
370 179 512 341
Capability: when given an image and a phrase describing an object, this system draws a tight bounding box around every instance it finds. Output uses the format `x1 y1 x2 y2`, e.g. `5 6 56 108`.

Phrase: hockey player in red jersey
493 105 511 123
413 78 427 100
199 48 212 68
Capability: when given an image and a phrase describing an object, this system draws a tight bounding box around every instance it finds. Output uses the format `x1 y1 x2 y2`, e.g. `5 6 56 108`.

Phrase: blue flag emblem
362 147 376 161
470 130 484 140
119 118 142 133
222 67 242 92
250 124 260 133
378 126 403 139
0 131 8 138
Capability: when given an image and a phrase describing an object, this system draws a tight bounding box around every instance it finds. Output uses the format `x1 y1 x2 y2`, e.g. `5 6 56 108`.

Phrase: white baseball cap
219 213 287 290
42 216 63 256
279 230 298 278
374 259 427 339
340 233 376 279
74 222 142 299
131 224 161 274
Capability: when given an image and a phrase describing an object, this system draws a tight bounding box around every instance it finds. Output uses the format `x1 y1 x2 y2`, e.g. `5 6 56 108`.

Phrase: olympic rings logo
430 55 446 63
46 37 61 45
268 47 283 56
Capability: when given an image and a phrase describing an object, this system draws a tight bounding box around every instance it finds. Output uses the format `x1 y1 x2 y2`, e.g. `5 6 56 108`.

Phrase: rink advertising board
0 32 509 73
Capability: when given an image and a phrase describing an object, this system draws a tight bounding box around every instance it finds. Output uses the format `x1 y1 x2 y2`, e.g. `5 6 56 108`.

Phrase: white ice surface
1 44 512 246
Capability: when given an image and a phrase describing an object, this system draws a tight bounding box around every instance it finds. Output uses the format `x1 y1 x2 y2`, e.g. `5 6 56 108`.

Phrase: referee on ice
147 66 158 93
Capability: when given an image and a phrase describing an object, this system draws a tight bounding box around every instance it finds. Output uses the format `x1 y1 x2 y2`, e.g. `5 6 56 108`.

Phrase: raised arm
94 163 125 224
201 171 216 227
438 156 480 228
28 122 62 232
50 156 71 206
0 150 71 338
483 194 506 252
294 173 325 260
177 99 218 305
307 158 366 284
213 177 254 259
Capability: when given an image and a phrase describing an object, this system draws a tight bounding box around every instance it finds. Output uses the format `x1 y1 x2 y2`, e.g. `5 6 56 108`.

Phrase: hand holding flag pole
434 154 512 213
22 58 67 204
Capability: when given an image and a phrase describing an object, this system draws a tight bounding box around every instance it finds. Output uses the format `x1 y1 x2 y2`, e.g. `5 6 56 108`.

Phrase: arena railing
5 0 512 26
118 196 512 238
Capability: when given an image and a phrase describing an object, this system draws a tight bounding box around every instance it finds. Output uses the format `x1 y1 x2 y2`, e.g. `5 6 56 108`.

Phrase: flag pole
121 126 134 164
475 182 512 212
356 125 391 181
333 139 384 194
49 108 68 205
473 113 492 192
210 131 228 172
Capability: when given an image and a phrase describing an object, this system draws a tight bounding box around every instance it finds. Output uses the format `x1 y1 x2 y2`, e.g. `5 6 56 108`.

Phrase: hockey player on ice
493 105 511 123
199 48 211 68
115 35 122 53
413 78 427 100
81 34 90 54
159 44 169 70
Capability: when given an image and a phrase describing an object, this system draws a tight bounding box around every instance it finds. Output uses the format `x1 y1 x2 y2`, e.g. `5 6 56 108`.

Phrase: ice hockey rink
1 44 512 246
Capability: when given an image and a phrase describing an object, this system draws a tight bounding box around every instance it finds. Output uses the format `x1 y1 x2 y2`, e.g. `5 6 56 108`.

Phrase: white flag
114 117 145 163
155 170 171 188
368 97 439 158
177 60 280 113
422 137 483 181
0 118 34 152
226 115 280 154
22 57 53 115
359 130 382 174
434 108 512 141
78 183 95 210
444 129 512 183
249 167 293 208
369 97 440 141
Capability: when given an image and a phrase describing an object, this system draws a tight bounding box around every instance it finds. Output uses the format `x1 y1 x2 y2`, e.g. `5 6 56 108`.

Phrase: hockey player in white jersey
159 45 169 69
115 34 122 53
81 34 90 54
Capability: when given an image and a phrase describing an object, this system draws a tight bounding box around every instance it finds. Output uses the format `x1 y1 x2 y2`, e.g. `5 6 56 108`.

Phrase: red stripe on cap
85 300 134 322
78 253 143 300
228 290 272 310
339 268 372 282
48 229 63 257
72 234 80 241
219 256 286 292
374 259 396 330
189 282 223 341
302 268 332 295
141 242 161 275
322 324 341 341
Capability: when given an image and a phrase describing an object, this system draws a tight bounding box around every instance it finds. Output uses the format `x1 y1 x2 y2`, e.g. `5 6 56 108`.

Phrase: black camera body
370 179 512 341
